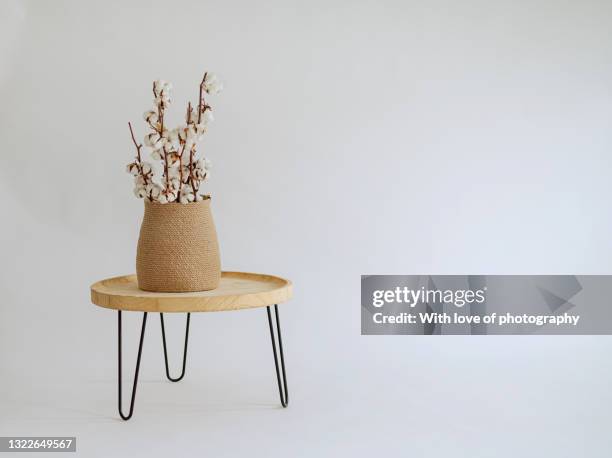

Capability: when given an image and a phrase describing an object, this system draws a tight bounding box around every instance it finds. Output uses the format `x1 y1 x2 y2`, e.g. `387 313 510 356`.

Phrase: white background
1 0 612 456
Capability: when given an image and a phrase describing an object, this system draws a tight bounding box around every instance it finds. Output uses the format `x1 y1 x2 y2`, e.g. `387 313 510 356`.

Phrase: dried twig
197 72 207 124
128 122 148 186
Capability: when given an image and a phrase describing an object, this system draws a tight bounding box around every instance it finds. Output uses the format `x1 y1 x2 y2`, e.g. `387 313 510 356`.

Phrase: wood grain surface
90 272 292 312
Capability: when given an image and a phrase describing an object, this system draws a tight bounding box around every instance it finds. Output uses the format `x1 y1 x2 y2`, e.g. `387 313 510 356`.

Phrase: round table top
90 272 292 312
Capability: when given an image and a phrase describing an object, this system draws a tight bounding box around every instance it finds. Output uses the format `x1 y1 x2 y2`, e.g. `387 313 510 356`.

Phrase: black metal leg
118 311 147 421
267 305 288 407
160 313 190 382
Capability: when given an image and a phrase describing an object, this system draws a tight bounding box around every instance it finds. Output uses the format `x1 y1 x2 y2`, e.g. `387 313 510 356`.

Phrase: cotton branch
127 74 219 203
128 122 148 186
197 72 207 124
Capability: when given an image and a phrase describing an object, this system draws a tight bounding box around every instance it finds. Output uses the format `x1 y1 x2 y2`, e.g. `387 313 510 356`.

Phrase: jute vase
136 198 221 292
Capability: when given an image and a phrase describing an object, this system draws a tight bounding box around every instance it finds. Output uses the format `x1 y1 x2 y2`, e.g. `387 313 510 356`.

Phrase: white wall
1 0 612 456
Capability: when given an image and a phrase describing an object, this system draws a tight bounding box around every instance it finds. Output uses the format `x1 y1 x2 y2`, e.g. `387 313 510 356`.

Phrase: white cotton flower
169 178 180 191
195 123 207 136
133 184 147 198
180 149 190 162
143 110 158 123
180 164 190 181
168 128 179 143
193 167 205 180
146 183 162 199
180 184 195 203
166 153 179 167
157 194 168 204
151 150 163 161
144 133 161 148
154 80 172 95
201 109 214 124
141 162 152 175
187 123 198 137
203 73 223 94
167 165 181 180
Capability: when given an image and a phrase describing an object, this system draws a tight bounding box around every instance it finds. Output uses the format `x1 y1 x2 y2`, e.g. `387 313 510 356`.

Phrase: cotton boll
144 133 159 147
195 124 207 135
169 178 180 191
202 109 214 124
157 194 168 204
143 110 158 123
180 184 195 203
204 73 223 94
208 81 223 95
141 162 152 175
133 185 147 198
180 149 190 162
154 80 170 95
194 168 205 180
187 124 198 137
167 166 180 179
203 73 218 88
168 128 179 143
146 183 162 199
151 150 162 161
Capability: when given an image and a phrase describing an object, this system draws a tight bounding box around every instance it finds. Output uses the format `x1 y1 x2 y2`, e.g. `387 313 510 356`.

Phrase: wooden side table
90 271 292 420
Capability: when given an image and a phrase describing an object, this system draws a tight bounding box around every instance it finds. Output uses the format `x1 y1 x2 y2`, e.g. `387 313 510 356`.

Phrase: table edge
90 272 293 313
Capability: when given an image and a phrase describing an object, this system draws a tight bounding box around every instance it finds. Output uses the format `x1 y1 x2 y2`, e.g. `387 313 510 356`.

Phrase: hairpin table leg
267 305 288 407
118 311 147 421
160 313 190 382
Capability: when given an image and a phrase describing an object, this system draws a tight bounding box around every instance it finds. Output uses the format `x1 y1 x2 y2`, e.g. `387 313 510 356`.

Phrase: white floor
1 308 611 457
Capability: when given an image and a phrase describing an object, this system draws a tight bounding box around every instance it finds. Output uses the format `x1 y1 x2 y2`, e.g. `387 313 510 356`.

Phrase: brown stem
162 146 170 192
188 145 197 193
178 142 186 195
197 72 207 124
187 101 192 124
128 122 149 187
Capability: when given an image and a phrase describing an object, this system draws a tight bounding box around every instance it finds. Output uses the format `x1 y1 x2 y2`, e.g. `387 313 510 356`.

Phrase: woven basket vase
136 198 221 292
